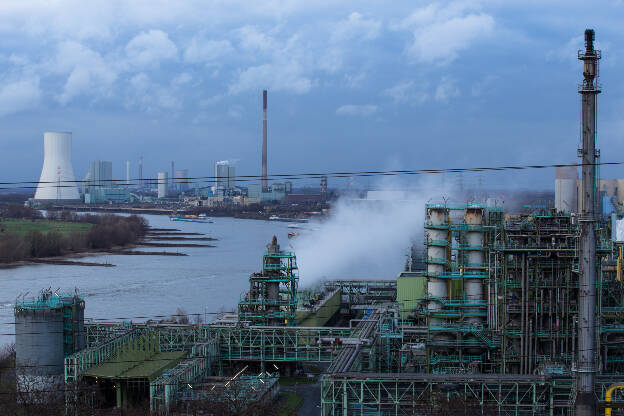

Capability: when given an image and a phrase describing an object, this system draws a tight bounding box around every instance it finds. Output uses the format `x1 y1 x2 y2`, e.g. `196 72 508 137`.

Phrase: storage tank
33 132 80 203
555 166 578 213
14 291 84 394
157 172 168 198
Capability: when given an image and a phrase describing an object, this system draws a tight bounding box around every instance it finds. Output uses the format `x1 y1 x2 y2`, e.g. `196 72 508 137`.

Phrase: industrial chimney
139 157 143 188
574 28 600 416
262 89 268 191
34 132 80 203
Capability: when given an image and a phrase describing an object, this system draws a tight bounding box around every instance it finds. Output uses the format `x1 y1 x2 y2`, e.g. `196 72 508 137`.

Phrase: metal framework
238 237 299 325
150 341 217 412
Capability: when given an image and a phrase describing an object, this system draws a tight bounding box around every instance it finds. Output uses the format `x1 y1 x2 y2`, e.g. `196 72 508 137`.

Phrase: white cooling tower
34 132 80 202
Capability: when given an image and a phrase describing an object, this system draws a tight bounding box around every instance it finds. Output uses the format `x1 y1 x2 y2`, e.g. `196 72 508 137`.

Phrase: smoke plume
292 177 455 286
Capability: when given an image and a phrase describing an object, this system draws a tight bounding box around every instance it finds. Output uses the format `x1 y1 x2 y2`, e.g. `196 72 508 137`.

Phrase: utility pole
575 28 600 416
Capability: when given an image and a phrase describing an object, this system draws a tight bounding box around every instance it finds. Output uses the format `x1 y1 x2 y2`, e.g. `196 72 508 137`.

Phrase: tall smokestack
575 28 600 416
171 161 175 189
139 157 143 188
126 160 130 185
262 89 268 191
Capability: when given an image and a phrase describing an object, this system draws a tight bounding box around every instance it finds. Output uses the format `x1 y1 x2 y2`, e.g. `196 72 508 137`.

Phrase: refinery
7 29 624 415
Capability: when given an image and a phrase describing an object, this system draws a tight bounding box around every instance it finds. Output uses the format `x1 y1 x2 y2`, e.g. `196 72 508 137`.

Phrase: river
0 215 296 347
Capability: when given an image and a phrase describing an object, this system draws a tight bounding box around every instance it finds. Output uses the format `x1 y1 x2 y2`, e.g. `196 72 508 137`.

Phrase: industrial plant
11 30 624 415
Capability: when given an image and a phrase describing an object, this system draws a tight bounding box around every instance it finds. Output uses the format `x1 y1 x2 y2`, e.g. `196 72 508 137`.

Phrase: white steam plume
292 177 455 287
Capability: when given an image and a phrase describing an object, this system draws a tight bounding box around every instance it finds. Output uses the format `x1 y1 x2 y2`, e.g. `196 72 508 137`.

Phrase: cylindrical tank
426 207 448 317
157 172 168 198
555 166 578 213
464 208 484 325
34 132 80 202
14 293 85 396
15 308 64 376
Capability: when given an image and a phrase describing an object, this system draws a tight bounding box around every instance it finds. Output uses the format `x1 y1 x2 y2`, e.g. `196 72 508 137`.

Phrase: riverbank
46 204 325 221
0 245 189 268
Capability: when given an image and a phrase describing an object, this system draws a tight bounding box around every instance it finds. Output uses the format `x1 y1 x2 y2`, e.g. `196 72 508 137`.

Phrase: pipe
521 254 525 374
605 384 624 416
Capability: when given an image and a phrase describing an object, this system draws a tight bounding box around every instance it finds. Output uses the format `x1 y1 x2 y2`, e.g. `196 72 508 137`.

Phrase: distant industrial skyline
0 1 622 189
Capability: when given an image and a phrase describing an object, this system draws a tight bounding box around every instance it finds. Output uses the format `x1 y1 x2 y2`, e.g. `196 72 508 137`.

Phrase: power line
0 160 621 190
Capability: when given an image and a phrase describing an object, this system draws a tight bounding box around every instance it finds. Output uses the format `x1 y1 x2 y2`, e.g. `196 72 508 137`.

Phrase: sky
0 0 622 190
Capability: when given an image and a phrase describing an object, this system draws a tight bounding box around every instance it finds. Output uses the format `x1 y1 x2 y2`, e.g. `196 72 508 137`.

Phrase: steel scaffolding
238 236 300 325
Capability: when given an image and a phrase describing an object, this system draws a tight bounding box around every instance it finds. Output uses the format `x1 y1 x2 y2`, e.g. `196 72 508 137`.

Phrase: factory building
175 169 189 192
214 161 236 197
247 181 293 202
33 132 80 203
88 160 112 186
83 160 130 204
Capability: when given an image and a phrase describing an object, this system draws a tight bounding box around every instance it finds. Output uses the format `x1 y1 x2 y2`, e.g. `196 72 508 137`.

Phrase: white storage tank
555 166 578 213
158 172 169 198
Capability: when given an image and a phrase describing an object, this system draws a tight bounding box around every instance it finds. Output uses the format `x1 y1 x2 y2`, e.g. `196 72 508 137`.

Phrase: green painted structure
296 288 342 327
396 272 425 319
82 331 187 408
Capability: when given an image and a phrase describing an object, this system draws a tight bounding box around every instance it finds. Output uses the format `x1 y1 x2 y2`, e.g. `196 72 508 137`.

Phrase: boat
169 213 213 223
268 215 309 223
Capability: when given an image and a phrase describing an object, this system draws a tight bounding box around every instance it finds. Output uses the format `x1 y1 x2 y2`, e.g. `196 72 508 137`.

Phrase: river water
0 215 296 347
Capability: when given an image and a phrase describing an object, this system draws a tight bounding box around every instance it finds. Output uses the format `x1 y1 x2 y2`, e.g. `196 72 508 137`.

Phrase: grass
277 392 304 416
0 218 92 236
279 376 317 386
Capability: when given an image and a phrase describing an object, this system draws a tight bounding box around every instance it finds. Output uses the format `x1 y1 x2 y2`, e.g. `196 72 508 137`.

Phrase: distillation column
575 28 600 416
464 207 485 325
266 236 281 321
426 206 449 323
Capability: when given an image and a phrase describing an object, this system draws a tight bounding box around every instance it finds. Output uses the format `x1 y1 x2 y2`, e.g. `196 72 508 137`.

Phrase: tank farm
13 30 624 414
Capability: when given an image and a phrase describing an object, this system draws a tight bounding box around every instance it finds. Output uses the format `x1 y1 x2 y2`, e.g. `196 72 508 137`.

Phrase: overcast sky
0 0 622 190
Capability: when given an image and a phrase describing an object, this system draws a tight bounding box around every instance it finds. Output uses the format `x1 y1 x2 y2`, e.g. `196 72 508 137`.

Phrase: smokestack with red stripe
262 90 268 191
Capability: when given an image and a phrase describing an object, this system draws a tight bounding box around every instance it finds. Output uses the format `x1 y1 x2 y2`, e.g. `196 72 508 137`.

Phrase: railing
64 328 142 383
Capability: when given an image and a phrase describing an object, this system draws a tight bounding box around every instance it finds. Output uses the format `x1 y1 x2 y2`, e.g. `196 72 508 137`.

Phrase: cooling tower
34 132 80 202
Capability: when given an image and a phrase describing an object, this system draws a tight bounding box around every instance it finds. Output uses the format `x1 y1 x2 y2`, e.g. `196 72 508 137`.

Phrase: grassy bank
0 210 147 264
0 218 92 236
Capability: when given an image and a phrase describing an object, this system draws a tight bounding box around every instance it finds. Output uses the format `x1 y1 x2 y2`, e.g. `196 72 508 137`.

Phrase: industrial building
214 161 236 197
83 160 131 204
33 132 80 203
84 160 129 204
247 181 293 202
175 169 189 192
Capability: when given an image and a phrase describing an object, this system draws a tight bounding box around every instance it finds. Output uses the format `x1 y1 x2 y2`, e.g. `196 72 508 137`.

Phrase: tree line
0 205 147 263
